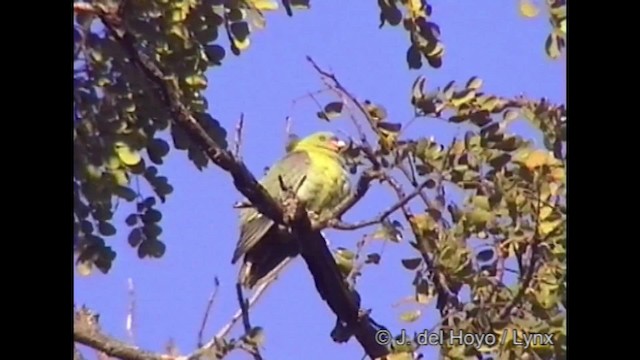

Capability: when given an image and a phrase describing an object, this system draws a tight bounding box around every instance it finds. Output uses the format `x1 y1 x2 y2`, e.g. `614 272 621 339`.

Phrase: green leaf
545 33 563 59
465 76 483 90
372 220 403 242
399 309 421 323
114 141 142 166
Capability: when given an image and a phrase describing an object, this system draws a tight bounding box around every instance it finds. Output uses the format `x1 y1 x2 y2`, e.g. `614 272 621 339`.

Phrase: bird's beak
333 139 347 150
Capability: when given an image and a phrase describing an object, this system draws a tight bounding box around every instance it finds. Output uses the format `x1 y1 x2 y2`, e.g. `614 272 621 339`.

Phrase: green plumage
231 131 351 289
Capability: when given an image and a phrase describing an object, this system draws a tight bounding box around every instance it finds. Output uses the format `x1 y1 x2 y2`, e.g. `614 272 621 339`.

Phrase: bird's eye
318 135 327 141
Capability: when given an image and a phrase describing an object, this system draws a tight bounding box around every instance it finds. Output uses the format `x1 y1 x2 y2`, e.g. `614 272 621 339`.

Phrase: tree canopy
73 1 566 360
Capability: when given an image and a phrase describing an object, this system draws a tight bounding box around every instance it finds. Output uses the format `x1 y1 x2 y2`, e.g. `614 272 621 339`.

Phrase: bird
231 131 352 289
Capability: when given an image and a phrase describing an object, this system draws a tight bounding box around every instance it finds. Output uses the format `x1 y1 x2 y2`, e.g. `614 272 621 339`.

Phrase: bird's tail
238 232 299 289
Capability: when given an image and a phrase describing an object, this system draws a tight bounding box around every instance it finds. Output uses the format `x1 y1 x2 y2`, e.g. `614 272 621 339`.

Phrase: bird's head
292 131 348 154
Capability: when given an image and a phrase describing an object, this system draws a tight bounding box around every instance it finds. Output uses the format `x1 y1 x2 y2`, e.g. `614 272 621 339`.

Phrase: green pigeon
231 131 352 289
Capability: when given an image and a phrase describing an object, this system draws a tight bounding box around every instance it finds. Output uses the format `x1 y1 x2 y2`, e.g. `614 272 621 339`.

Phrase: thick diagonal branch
282 195 390 359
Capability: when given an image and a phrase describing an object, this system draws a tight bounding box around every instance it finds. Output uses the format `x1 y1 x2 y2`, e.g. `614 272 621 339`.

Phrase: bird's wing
231 150 312 264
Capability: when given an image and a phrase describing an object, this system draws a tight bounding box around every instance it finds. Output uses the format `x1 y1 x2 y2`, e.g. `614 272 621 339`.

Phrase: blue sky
74 1 565 359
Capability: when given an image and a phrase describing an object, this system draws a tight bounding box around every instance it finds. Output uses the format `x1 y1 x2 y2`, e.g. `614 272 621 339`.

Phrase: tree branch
331 176 431 231
74 307 174 360
281 194 390 359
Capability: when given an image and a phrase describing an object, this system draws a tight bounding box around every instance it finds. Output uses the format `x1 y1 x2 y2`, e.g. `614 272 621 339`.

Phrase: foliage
316 71 565 358
74 0 566 359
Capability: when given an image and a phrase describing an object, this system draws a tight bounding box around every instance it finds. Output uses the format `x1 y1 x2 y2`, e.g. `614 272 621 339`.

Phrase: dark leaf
365 253 381 264
407 45 422 69
401 258 422 270
143 223 163 239
377 122 402 133
205 44 226 65
98 221 117 236
128 228 144 247
476 248 495 262
142 209 163 223
114 186 137 201
125 214 139 227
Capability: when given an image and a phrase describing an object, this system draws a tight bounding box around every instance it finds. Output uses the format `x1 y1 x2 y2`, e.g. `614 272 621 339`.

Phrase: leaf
401 258 422 270
289 0 310 10
539 219 562 236
243 326 266 347
406 44 422 69
137 239 166 258
468 208 493 226
365 253 381 264
143 223 163 238
205 44 226 65
252 0 278 11
377 122 402 133
147 138 170 166
386 353 414 360
334 248 355 276
125 214 139 227
128 228 144 247
114 141 142 166
466 76 483 90
545 33 562 59
415 279 433 304
524 149 550 169
322 102 344 120
503 109 519 122
76 260 93 276
112 169 130 187
114 186 137 201
399 309 421 323
476 248 495 262
449 89 476 107
519 0 540 18
142 209 163 223
230 21 251 51
372 220 403 242
471 196 491 211
98 221 117 236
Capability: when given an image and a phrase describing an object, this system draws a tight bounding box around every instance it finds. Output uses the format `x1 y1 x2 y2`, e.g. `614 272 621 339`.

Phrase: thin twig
331 177 432 231
126 278 136 344
306 56 381 170
197 277 220 348
235 284 263 360
236 284 252 334
233 114 244 160
214 275 277 340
